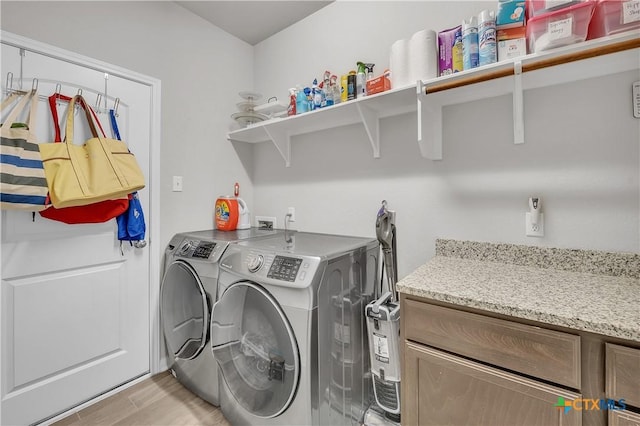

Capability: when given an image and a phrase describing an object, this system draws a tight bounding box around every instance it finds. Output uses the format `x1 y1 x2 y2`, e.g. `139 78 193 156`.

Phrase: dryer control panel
177 239 217 260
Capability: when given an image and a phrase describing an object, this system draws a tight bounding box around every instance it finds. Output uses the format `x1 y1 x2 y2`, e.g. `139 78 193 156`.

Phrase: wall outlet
287 207 296 222
256 216 277 229
525 212 544 237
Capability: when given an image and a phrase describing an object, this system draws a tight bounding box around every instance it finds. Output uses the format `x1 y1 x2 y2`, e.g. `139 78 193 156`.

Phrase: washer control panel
266 256 303 282
234 249 320 288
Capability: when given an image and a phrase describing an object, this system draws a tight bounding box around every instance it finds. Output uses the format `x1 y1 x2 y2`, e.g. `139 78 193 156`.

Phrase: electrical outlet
525 212 544 237
172 176 183 192
256 216 276 229
287 207 296 222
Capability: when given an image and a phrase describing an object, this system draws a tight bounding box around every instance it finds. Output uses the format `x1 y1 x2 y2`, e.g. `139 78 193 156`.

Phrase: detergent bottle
215 196 239 231
236 198 251 230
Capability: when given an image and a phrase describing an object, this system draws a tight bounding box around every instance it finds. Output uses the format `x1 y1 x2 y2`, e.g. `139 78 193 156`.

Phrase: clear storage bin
587 0 640 39
526 1 597 52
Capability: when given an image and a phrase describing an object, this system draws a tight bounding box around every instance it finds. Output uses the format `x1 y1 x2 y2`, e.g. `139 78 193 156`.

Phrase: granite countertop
397 240 640 342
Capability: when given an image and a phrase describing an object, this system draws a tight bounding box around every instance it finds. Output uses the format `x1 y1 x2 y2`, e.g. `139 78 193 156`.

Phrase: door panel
211 282 299 419
1 39 151 425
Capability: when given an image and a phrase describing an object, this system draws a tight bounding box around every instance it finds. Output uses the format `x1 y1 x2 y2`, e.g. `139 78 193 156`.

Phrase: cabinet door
609 410 640 426
403 341 582 426
606 343 640 408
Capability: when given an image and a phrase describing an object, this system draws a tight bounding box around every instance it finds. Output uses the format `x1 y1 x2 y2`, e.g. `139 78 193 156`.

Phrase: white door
1 39 155 425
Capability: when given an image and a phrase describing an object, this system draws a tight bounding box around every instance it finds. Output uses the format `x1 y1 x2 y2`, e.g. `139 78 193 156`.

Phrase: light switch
172 176 183 192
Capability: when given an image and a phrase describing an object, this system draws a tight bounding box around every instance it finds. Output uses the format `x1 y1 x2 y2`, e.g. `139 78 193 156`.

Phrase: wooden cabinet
606 344 640 426
404 341 581 426
401 294 640 426
609 410 640 426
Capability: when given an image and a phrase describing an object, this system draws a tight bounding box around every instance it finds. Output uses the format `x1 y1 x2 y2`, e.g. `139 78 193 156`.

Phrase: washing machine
210 231 379 425
160 228 282 406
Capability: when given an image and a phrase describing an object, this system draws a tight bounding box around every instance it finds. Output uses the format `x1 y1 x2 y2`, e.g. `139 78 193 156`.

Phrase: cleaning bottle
347 70 357 101
312 78 322 110
365 63 375 95
323 71 333 106
341 74 349 103
462 16 479 71
356 62 366 98
288 88 297 116
295 84 308 114
478 9 497 67
331 74 341 105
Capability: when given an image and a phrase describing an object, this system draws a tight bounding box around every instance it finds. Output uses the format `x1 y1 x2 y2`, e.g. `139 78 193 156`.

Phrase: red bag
39 93 129 224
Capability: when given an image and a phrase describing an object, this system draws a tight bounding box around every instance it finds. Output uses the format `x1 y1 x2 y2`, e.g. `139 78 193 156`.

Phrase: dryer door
211 282 300 418
160 260 209 360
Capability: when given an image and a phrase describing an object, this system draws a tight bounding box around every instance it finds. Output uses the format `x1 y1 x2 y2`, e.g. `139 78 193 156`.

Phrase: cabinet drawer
404 299 581 389
606 343 640 408
403 341 582 426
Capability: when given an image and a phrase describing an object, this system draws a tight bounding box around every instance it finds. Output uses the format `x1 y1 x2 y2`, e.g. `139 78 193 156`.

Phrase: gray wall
1 1 255 255
250 1 640 276
2 1 638 281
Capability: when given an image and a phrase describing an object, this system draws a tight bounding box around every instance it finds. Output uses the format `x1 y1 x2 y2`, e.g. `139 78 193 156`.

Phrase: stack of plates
232 91 268 127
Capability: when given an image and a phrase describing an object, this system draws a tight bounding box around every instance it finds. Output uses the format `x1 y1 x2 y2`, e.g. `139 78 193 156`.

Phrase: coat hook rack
95 93 103 113
4 72 13 96
113 97 120 117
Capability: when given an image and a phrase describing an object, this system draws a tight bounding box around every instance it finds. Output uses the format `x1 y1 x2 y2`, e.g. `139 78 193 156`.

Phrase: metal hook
55 83 62 96
95 93 103 113
31 78 38 92
5 72 13 95
77 88 83 96
113 97 120 116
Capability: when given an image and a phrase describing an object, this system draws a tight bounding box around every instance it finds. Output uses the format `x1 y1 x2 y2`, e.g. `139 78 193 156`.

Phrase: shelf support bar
263 126 291 167
417 80 443 160
513 60 525 145
356 103 380 158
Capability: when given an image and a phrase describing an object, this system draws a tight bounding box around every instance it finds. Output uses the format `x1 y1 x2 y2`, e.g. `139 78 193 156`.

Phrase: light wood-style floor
52 371 230 426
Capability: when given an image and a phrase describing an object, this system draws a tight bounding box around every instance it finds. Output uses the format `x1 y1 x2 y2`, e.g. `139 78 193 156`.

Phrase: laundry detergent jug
215 196 239 231
236 197 250 230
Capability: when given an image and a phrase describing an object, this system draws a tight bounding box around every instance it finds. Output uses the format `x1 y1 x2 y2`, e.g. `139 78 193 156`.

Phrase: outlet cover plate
525 212 544 237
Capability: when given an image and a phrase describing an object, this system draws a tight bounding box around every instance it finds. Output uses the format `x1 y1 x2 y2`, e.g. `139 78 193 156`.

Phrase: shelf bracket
356 103 380 158
417 80 443 160
263 126 291 167
513 60 525 145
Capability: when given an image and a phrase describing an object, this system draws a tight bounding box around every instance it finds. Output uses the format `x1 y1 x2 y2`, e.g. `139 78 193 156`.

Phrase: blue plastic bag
110 109 146 249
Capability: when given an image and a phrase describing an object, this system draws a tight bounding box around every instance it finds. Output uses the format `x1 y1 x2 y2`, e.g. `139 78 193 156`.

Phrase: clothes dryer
211 231 378 425
160 228 282 406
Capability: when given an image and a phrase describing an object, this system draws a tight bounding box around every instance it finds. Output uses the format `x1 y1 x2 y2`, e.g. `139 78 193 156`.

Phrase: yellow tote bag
39 95 145 209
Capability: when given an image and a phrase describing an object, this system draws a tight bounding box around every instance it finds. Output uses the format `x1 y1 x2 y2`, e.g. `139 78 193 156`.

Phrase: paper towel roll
409 29 438 83
389 38 410 89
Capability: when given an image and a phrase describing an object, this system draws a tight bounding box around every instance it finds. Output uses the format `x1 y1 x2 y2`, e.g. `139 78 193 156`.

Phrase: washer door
211 282 300 418
160 260 209 360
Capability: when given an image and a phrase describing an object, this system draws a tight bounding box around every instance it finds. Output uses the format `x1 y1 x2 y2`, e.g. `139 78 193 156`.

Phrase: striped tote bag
1 90 48 210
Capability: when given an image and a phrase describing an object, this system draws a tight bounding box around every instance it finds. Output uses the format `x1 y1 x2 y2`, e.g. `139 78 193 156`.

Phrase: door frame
0 30 162 423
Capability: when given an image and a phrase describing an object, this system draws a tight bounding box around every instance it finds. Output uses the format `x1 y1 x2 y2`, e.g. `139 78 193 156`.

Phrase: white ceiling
175 1 334 45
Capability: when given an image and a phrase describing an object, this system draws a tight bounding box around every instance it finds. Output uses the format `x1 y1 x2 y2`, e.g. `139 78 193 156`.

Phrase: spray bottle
478 9 497 66
288 88 297 116
365 63 375 96
462 16 479 70
323 71 334 106
356 61 367 98
331 74 340 105
295 84 308 114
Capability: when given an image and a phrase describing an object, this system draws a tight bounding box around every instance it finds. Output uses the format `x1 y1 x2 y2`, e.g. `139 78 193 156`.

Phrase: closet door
1 42 152 425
